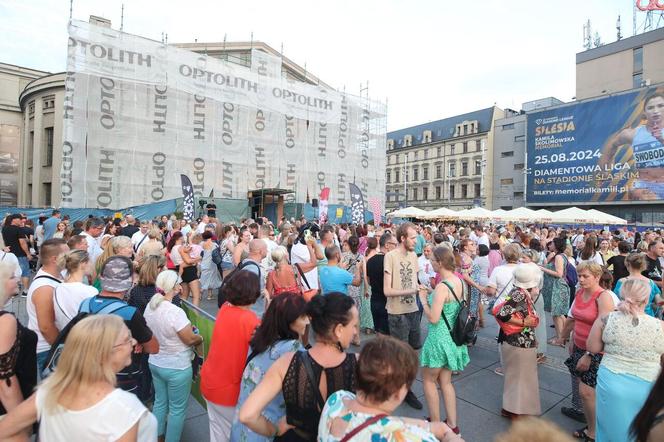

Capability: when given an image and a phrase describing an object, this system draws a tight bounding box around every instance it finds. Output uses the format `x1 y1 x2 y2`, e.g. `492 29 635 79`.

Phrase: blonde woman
52 222 67 239
0 261 37 421
0 315 157 440
137 226 165 260
265 246 299 304
93 235 134 290
53 250 98 330
144 270 203 442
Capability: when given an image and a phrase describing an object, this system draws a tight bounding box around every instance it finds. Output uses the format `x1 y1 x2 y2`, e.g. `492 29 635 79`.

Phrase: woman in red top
266 246 314 305
201 270 261 442
559 262 614 441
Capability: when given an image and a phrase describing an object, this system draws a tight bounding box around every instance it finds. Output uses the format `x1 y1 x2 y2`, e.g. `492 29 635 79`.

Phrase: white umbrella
424 207 459 219
548 207 593 224
387 206 429 219
502 207 538 223
534 209 555 223
456 207 494 220
586 209 627 225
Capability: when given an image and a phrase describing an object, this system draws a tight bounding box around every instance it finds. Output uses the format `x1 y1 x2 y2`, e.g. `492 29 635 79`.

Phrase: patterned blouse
230 339 303 442
496 287 538 349
317 390 438 442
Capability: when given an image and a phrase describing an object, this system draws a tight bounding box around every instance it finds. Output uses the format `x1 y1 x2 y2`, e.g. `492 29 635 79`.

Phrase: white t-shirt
417 255 436 288
144 301 192 370
81 231 103 263
578 253 604 267
36 387 157 442
27 269 62 353
291 242 319 290
473 255 491 286
487 263 517 303
476 233 490 248
131 230 150 252
0 250 21 279
262 238 279 272
170 245 185 267
53 282 98 330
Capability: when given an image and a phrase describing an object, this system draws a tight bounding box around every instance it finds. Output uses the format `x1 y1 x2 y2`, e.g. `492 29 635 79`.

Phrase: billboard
62 20 386 210
527 86 664 204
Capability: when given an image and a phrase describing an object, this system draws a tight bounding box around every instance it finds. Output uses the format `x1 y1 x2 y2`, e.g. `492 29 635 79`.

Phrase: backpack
440 281 477 346
559 254 578 288
217 260 261 308
41 297 136 379
211 246 224 271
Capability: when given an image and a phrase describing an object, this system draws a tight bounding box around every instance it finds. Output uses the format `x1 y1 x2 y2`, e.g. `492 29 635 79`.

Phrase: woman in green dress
419 245 470 435
540 237 570 346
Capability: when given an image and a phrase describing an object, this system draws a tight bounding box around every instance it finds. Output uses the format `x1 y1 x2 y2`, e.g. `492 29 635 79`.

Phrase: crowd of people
1 209 664 441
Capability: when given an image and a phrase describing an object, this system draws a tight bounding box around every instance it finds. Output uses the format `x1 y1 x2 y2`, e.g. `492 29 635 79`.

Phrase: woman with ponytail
144 270 203 442
53 249 98 330
588 278 664 441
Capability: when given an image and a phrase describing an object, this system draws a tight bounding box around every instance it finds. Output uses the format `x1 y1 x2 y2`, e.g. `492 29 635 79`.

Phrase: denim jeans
149 363 192 442
36 350 50 380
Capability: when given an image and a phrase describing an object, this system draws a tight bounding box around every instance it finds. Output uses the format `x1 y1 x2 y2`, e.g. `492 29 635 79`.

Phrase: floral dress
542 255 570 316
342 251 373 331
230 339 303 442
317 390 438 442
459 254 481 317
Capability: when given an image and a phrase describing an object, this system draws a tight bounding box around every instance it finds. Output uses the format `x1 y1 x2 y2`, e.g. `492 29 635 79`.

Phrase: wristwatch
585 351 594 357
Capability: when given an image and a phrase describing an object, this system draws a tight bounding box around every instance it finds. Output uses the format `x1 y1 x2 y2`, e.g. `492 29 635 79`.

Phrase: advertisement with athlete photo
526 86 664 204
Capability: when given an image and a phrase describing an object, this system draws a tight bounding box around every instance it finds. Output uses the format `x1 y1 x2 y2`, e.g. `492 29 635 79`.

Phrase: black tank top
0 311 37 415
281 350 356 441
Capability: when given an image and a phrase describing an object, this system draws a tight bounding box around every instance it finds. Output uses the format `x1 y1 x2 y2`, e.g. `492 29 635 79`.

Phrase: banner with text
526 86 664 204
61 20 387 209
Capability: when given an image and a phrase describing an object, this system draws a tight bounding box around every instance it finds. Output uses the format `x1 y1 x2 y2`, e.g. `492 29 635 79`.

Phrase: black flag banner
349 183 365 225
181 174 195 221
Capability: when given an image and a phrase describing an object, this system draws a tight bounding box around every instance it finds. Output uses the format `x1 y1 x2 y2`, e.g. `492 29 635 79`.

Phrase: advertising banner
349 183 365 225
319 187 330 223
61 20 386 209
527 86 664 204
181 300 216 409
180 175 195 221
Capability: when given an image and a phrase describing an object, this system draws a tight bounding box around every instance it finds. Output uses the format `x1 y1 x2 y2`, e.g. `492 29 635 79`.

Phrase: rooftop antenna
69 0 73 20
223 33 227 61
161 32 164 43
120 3 124 31
617 14 622 40
583 19 593 50
250 31 253 49
165 33 168 44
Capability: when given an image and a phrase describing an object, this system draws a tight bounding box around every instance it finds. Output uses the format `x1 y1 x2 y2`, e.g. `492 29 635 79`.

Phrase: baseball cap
99 256 134 293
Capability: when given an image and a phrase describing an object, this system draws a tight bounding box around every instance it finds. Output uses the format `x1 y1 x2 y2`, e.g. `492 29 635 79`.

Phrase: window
633 72 643 89
43 127 54 167
501 151 514 158
500 178 514 185
474 183 481 197
513 191 524 197
514 135 525 142
476 140 482 151
463 142 468 153
28 131 34 168
436 164 442 179
634 47 643 73
449 162 456 177
412 188 418 201
386 170 391 183
474 160 481 175
413 151 418 160
43 183 52 206
514 163 524 170
449 144 455 155
423 149 428 159
395 169 400 183
502 123 514 130
435 186 441 199
462 184 468 198
412 166 419 181
423 187 428 201
27 184 32 205
461 162 468 176
437 146 442 156
396 154 400 163
450 184 455 199
422 165 429 180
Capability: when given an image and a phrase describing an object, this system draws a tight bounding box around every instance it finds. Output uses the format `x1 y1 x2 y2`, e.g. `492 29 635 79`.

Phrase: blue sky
0 0 644 130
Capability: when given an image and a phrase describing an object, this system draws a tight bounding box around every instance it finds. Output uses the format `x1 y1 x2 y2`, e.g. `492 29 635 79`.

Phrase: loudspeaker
312 198 319 208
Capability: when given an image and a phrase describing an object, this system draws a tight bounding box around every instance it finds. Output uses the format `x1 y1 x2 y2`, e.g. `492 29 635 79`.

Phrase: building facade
385 107 504 211
0 63 50 206
491 112 526 210
8 17 338 209
576 26 664 101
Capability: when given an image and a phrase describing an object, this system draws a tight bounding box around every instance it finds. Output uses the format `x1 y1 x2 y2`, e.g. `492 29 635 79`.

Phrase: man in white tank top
27 238 68 377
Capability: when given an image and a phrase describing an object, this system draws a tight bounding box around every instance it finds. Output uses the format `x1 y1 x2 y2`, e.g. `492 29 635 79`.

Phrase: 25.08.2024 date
533 149 602 165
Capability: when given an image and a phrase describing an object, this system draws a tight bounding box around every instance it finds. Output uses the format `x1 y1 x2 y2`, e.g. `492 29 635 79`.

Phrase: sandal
537 353 547 364
548 338 565 347
573 426 592 439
